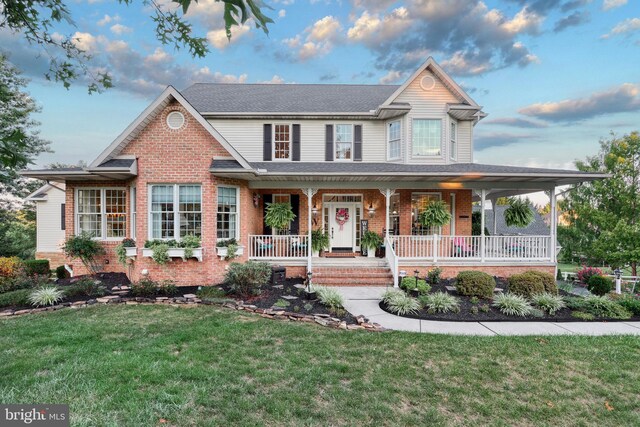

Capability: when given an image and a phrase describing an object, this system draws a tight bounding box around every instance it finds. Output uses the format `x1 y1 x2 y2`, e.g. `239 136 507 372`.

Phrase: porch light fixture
312 203 318 218
368 203 376 218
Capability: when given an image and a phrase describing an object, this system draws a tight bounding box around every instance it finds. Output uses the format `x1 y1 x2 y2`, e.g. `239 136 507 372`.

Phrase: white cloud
283 16 343 60
145 48 171 65
71 32 99 53
110 24 132 35
519 83 640 122
259 75 286 84
347 7 410 47
601 17 640 38
278 9 286 18
379 70 404 84
307 16 342 43
207 24 251 49
603 0 627 10
97 14 119 26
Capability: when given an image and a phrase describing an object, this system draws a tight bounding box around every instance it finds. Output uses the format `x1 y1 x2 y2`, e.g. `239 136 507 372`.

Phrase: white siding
208 119 387 162
457 120 473 163
35 188 66 253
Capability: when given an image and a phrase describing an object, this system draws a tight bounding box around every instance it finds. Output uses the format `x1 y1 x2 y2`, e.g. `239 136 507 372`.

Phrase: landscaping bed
380 272 640 323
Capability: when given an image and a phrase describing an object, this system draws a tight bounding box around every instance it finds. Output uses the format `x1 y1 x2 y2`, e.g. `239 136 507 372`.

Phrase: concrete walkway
337 287 640 336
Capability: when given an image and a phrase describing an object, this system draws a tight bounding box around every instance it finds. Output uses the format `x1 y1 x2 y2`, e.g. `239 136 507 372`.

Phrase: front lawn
1 306 639 426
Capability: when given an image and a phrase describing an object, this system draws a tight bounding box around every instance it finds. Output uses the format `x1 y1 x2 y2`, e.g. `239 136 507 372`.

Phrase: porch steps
313 266 393 287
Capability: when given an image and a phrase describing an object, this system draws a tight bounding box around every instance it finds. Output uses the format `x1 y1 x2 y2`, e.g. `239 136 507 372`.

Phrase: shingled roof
181 84 400 114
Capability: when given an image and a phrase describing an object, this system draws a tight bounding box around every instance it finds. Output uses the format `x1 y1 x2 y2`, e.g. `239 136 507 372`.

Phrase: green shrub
492 293 532 317
531 292 566 315
115 244 128 267
479 304 490 313
400 277 431 295
225 261 271 297
0 289 31 308
556 269 563 281
55 265 69 280
587 275 612 296
427 268 442 285
22 259 50 276
508 272 545 298
131 278 160 297
420 292 460 313
571 311 595 320
385 292 420 316
62 233 105 274
158 280 178 296
566 295 631 319
617 295 640 316
313 285 344 311
151 244 170 265
274 299 290 308
197 286 226 299
526 270 558 294
455 271 496 298
63 278 106 298
0 273 48 294
29 286 64 307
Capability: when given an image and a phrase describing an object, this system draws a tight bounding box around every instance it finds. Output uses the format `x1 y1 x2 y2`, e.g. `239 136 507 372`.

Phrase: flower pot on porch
367 250 376 258
312 250 319 257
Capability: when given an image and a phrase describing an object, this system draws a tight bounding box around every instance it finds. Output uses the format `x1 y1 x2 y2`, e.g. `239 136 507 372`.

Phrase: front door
330 203 355 251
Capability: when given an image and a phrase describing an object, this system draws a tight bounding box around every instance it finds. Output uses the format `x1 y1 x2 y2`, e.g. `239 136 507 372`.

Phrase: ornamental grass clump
28 286 64 307
420 292 460 314
381 289 420 315
531 292 566 315
313 285 345 311
492 293 532 317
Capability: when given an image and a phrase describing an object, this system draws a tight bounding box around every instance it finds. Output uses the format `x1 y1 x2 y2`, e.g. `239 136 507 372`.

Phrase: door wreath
335 208 350 231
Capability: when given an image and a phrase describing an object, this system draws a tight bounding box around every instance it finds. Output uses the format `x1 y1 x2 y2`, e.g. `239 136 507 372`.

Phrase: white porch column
549 187 557 264
489 196 498 235
480 189 486 262
302 188 318 273
379 188 396 238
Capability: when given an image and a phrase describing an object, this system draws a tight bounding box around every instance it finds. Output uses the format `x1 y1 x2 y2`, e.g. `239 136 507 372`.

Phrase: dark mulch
56 272 130 287
380 280 640 322
218 278 356 323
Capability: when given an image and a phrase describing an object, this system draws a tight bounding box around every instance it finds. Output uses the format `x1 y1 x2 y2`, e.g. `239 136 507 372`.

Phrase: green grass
558 263 634 276
1 306 639 426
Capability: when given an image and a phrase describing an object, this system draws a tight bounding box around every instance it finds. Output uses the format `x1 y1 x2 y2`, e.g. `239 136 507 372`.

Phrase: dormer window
274 124 291 160
335 124 353 160
412 119 441 157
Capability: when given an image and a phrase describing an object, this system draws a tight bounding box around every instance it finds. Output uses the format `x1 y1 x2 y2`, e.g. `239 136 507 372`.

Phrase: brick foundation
399 264 556 279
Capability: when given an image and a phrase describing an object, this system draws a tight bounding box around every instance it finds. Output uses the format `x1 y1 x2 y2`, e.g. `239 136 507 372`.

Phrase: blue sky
2 0 639 170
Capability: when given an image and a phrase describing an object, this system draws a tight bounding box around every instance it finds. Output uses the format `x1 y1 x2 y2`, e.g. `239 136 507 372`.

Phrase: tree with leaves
0 55 51 181
559 132 640 276
0 0 273 93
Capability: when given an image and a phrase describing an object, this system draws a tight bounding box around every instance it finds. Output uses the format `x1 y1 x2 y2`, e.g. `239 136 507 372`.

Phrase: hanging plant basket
419 200 451 228
264 202 296 231
504 198 534 228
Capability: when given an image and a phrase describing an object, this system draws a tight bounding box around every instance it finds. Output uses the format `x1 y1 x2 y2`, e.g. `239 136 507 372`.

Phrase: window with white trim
388 120 401 160
335 124 353 160
411 192 442 236
76 188 127 239
217 186 239 240
149 184 202 239
412 119 441 157
450 121 457 160
274 124 291 160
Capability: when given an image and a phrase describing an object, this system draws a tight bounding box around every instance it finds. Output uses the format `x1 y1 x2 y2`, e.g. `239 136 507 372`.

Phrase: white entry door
330 203 355 250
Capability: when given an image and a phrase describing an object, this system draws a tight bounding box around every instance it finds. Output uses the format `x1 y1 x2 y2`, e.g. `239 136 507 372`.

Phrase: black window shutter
354 124 363 161
61 203 66 230
292 124 301 161
325 124 334 161
289 195 300 234
263 124 272 161
262 194 272 235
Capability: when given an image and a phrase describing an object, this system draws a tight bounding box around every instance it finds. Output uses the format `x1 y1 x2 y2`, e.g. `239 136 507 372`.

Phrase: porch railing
385 236 399 287
248 235 309 259
391 235 551 261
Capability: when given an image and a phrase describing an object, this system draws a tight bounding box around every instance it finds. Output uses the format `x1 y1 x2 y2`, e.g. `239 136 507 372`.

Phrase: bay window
388 120 401 160
217 186 239 240
76 188 127 239
149 184 202 239
412 119 441 157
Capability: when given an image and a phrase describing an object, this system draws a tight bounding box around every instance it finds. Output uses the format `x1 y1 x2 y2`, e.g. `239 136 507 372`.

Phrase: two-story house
22 58 606 286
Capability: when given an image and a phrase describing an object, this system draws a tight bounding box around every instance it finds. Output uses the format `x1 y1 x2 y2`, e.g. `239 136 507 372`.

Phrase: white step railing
248 235 309 259
385 236 399 287
391 235 551 261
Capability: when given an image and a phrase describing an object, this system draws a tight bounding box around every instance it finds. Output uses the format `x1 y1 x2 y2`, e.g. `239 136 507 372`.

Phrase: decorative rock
272 285 284 289
293 284 306 289
315 318 328 326
347 325 364 330
156 297 169 301
96 296 120 303
315 313 331 318
125 301 139 305
0 311 13 317
339 321 347 330
444 286 456 292
14 309 31 315
72 300 87 306
281 295 298 300
183 294 197 299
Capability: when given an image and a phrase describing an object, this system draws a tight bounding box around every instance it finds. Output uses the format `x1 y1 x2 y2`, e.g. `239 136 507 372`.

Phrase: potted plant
311 229 329 257
142 236 204 263
216 238 244 260
504 198 534 228
419 200 452 230
115 238 137 266
264 202 296 234
361 231 383 258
